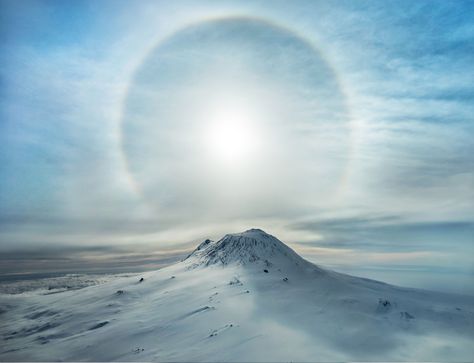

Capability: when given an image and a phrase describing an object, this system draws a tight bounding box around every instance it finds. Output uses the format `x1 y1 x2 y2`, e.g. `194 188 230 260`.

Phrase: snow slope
1 229 473 361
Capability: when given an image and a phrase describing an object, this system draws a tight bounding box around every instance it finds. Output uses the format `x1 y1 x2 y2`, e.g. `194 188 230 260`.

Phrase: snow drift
1 229 473 361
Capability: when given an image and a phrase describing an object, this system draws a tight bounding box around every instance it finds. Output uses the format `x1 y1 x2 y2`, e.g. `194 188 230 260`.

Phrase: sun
205 102 261 164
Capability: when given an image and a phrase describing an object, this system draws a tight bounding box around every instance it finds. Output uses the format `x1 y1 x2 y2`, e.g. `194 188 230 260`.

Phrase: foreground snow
1 229 473 361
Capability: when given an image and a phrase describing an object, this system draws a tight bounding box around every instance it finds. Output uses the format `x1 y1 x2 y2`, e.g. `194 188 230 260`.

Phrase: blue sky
0 0 473 293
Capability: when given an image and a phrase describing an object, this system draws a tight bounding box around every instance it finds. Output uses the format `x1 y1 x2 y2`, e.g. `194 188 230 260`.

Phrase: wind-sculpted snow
1 229 473 361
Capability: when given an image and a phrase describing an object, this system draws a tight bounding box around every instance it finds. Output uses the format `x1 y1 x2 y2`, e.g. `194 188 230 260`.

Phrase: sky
0 0 473 294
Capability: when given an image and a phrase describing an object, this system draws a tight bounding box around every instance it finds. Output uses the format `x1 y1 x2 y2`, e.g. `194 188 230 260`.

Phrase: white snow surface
1 229 473 361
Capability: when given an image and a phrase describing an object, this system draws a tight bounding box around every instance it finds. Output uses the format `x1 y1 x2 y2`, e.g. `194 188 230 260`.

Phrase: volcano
1 229 473 361
186 228 309 267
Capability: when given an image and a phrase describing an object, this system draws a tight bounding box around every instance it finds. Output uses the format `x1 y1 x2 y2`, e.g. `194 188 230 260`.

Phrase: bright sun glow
205 102 261 164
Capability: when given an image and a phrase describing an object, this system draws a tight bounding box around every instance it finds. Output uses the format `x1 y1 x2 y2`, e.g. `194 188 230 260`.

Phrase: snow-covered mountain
186 228 310 268
1 229 473 361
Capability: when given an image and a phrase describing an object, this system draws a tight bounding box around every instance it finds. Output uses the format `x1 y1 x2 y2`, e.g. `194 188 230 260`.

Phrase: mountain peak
185 228 307 268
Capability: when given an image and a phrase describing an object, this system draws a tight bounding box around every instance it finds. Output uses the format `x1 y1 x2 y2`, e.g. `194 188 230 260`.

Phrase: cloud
0 243 188 275
290 215 474 252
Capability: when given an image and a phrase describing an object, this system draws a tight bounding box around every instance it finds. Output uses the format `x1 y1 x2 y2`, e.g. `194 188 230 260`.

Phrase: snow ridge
186 228 306 267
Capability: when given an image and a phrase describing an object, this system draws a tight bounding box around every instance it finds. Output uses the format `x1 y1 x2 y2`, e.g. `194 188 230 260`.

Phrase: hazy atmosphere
1 0 473 294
